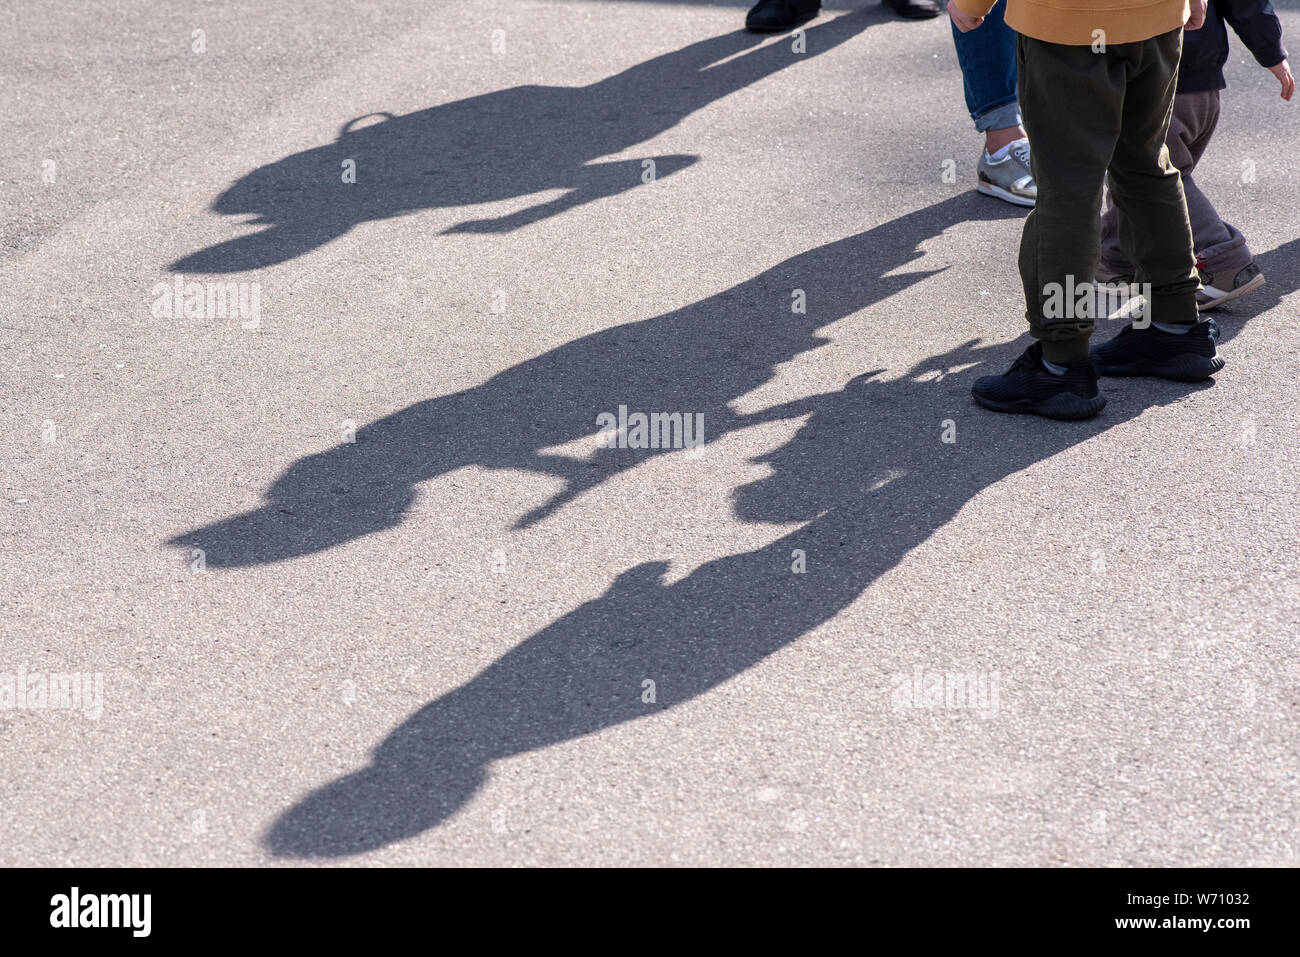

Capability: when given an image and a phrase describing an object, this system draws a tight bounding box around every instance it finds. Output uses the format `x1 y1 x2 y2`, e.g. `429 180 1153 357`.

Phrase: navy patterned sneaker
972 342 1106 420
1090 318 1224 381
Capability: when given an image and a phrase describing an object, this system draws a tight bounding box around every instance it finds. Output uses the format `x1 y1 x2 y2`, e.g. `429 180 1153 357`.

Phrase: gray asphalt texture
2 0 1299 866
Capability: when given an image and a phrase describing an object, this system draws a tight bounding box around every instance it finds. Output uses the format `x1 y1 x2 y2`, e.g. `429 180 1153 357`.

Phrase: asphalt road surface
3 0 1299 865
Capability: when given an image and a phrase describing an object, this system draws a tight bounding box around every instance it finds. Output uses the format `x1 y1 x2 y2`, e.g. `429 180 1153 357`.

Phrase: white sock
985 137 1026 162
1153 321 1194 335
1041 358 1069 375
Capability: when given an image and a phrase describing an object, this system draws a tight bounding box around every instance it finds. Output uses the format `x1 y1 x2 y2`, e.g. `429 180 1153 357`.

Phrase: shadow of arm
442 155 698 234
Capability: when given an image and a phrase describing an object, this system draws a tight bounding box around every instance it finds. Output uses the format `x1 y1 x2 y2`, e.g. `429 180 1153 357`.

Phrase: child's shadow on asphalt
240 197 1275 858
169 10 884 274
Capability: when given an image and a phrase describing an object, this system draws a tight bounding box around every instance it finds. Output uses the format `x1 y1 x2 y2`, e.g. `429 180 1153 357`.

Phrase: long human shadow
171 217 1297 570
169 10 883 274
171 192 1014 566
259 352 1201 858
249 196 1263 856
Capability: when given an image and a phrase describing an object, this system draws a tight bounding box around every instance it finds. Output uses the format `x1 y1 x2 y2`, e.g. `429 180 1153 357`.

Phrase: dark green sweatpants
1017 27 1201 362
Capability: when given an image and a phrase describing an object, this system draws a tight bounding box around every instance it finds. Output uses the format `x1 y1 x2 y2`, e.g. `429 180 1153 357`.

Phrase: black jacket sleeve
1217 0 1288 68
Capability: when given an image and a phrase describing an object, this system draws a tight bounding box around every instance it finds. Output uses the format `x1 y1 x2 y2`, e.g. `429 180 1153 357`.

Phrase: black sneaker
883 0 942 18
745 0 820 32
971 342 1107 420
1090 318 1224 381
1197 261 1265 311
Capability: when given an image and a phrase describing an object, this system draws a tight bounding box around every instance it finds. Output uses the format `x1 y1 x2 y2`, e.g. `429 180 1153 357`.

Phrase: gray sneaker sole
976 182 1035 208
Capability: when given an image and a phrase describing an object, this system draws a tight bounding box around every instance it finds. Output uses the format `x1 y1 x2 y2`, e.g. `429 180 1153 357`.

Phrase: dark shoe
883 0 943 19
972 342 1107 420
746 0 820 32
1197 261 1265 311
1090 318 1224 381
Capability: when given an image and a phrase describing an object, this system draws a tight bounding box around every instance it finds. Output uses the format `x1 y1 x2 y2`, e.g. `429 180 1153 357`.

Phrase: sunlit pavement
3 0 1298 865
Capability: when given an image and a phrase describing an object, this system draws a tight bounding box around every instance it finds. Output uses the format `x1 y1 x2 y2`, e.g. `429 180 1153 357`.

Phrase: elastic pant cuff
1148 291 1199 326
1040 336 1091 364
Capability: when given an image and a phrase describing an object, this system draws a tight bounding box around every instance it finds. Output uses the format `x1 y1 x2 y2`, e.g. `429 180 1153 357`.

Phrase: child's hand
1187 0 1207 29
1269 60 1295 101
947 0 984 32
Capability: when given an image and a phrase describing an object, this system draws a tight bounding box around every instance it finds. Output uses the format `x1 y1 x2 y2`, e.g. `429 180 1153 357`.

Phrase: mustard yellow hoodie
951 0 1191 46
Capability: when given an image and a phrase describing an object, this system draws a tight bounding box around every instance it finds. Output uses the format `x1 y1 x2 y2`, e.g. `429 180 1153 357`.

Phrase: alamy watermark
151 275 261 328
890 666 1000 719
50 888 150 937
1044 275 1151 327
1 667 104 720
596 405 704 450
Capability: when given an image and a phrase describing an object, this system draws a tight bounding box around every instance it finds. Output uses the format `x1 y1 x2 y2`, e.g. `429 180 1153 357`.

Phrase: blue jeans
951 1 1020 132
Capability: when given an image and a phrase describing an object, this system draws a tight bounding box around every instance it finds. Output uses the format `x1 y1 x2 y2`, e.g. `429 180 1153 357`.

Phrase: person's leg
952 3 1035 205
1176 93 1230 253
951 1 1019 133
971 33 1120 420
1014 35 1123 361
1176 90 1258 301
951 1 1024 147
1091 29 1223 381
1106 29 1200 329
1101 86 1252 287
1100 87 1202 281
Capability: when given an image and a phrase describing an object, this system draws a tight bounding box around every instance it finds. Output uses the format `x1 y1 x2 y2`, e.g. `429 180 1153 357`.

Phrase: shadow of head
171 11 883 273
254 223 1238 860
264 757 488 858
259 335 1209 858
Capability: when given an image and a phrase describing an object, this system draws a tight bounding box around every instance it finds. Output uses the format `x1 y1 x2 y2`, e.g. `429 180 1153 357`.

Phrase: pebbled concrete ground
2 0 1298 866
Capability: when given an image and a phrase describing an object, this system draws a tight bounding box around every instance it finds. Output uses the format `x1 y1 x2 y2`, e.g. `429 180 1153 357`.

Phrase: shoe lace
1010 141 1030 168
